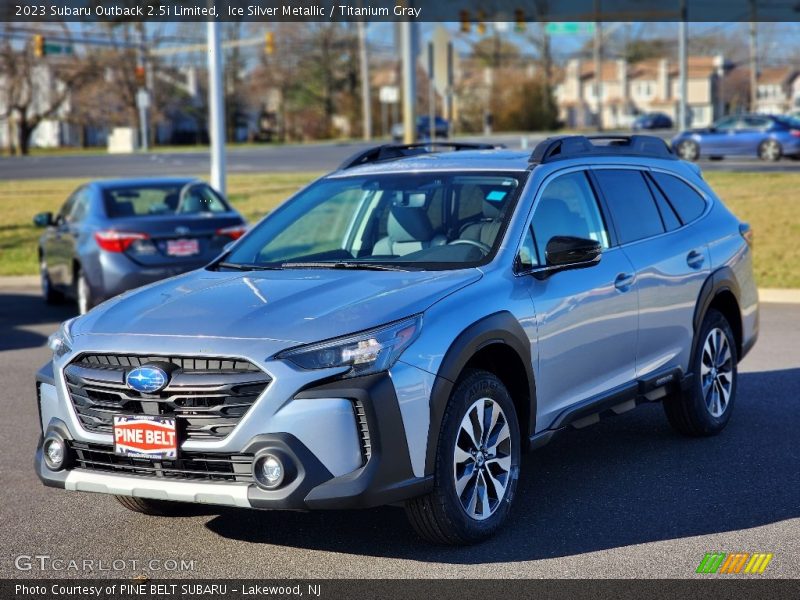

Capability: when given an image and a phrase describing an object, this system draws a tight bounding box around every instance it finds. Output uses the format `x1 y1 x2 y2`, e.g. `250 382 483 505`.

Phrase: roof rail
339 142 500 170
529 135 675 164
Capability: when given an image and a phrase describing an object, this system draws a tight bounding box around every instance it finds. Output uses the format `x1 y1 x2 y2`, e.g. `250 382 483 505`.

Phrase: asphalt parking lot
1 285 798 579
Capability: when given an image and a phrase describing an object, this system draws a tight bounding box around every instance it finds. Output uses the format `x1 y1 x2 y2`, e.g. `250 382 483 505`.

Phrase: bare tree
0 25 97 155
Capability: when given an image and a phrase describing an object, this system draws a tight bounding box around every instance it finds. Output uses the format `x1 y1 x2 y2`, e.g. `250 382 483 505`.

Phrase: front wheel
40 257 63 305
405 369 520 545
115 495 188 516
663 309 738 436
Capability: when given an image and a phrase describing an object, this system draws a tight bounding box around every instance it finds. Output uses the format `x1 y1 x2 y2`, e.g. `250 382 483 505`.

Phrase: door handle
687 250 705 269
614 273 635 291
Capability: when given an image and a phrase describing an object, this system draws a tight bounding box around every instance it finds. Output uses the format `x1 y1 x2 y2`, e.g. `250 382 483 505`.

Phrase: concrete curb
0 275 798 303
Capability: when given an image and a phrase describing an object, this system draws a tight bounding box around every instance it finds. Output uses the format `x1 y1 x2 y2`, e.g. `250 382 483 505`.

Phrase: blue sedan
671 114 800 161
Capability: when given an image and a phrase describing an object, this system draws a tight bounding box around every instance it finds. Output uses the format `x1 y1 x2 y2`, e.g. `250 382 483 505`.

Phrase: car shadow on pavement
0 292 77 352
205 367 800 562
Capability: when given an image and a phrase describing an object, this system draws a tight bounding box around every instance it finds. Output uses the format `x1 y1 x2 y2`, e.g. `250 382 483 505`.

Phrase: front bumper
36 364 433 510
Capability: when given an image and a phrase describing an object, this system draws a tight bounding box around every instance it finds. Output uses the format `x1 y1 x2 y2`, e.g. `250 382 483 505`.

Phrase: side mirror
545 235 602 267
33 212 54 228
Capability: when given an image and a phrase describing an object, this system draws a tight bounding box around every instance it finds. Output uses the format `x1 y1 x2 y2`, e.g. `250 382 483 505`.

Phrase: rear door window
650 172 707 224
593 169 665 244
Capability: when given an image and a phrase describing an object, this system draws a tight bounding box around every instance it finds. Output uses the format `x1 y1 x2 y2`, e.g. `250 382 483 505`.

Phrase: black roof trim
339 142 500 170
529 135 676 164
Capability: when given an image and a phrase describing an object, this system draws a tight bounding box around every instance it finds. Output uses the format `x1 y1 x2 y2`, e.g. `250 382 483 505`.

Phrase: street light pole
678 0 688 129
357 21 372 141
400 20 416 144
207 20 226 195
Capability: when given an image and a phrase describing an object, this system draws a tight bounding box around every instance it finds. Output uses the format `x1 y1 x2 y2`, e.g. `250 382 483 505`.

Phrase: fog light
255 454 284 489
43 437 65 471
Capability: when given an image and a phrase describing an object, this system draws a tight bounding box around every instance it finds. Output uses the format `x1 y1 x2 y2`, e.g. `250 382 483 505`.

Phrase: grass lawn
0 171 797 287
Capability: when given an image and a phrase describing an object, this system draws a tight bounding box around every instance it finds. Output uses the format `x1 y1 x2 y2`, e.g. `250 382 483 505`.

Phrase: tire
676 139 700 161
76 269 94 315
115 495 187 516
405 369 521 545
40 256 63 305
663 309 738 436
758 139 782 161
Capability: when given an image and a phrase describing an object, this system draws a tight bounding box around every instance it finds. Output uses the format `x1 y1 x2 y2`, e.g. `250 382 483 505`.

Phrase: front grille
65 353 270 440
70 441 254 483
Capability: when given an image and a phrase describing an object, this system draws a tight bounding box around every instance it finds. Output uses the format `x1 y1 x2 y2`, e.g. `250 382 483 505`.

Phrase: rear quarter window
650 172 707 224
593 169 665 244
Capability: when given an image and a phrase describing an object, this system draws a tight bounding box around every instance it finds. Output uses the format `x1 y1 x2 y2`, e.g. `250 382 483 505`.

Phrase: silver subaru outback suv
36 136 758 544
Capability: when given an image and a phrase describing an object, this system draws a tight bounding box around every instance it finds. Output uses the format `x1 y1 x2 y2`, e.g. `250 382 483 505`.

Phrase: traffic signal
515 9 526 33
134 65 146 86
476 10 487 35
33 34 45 58
264 31 274 55
459 10 471 33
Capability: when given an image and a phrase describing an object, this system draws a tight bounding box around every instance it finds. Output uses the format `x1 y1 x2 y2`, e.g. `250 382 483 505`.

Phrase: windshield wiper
216 262 284 271
281 261 409 272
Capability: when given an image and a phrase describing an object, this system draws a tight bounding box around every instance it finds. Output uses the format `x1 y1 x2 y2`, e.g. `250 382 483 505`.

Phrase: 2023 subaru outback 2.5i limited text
36 136 758 544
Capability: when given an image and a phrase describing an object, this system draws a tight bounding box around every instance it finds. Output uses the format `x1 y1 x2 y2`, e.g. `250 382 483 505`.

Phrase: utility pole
136 23 149 151
427 41 435 141
357 21 372 141
207 20 226 195
749 3 758 112
400 20 416 144
593 0 603 131
678 0 688 129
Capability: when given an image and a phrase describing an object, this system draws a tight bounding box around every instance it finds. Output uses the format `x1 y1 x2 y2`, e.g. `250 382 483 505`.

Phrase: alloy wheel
77 275 90 315
760 140 780 161
678 141 699 161
700 327 733 418
453 397 512 521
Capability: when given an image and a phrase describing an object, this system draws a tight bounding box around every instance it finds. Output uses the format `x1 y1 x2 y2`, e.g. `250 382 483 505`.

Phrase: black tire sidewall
688 310 738 432
433 370 521 542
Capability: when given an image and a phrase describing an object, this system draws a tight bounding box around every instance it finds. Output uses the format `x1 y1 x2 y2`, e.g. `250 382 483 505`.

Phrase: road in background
1 285 798 578
1 134 799 180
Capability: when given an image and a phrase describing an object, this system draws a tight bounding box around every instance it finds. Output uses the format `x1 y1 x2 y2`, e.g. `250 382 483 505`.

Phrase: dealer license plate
113 415 178 459
166 238 199 257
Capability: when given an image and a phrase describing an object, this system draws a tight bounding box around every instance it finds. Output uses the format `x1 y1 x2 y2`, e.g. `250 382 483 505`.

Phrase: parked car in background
632 112 673 131
391 116 450 142
33 178 247 314
671 114 800 161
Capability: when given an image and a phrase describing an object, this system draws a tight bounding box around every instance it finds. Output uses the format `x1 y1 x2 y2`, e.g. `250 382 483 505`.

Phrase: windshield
103 183 231 218
221 171 524 270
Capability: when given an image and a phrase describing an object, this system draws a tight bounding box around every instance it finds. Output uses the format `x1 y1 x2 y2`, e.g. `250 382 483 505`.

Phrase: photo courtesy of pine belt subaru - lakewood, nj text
35 135 758 545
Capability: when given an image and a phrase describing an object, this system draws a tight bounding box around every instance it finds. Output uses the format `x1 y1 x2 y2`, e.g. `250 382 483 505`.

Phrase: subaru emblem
126 366 169 394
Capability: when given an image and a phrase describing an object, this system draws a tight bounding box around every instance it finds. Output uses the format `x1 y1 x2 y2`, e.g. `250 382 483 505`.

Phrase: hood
73 267 482 345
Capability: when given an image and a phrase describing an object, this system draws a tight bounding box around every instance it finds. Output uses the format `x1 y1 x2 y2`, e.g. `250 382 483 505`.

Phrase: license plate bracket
113 415 178 459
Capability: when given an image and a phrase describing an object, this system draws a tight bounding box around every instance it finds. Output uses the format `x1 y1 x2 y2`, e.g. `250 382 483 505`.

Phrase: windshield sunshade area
103 183 230 218
221 171 525 271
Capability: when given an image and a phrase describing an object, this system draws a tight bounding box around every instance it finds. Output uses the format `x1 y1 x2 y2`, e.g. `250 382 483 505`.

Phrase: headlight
277 315 422 379
47 318 76 360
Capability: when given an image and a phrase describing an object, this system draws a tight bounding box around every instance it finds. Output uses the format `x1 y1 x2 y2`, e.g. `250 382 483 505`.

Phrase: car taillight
94 230 149 252
216 224 248 240
739 222 753 247
790 129 800 138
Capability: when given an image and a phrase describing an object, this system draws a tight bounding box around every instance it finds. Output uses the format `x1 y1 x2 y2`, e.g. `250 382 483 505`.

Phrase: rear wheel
40 256 63 305
76 270 94 315
405 369 520 545
676 140 700 161
664 309 738 436
115 495 188 516
758 139 782 161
